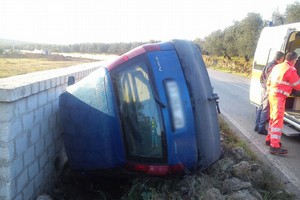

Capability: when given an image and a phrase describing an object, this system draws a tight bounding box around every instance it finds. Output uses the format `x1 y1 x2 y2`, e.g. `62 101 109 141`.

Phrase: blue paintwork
171 39 221 170
59 39 221 174
146 50 197 170
59 67 125 170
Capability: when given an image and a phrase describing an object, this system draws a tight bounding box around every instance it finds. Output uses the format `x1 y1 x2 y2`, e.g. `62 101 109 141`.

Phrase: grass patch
203 55 253 78
0 53 98 78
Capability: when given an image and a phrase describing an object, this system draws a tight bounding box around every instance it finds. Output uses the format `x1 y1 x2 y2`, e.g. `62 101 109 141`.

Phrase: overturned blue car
59 39 221 176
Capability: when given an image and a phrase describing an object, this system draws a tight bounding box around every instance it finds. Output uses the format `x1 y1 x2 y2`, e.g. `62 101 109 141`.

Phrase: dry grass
0 53 98 78
203 55 253 78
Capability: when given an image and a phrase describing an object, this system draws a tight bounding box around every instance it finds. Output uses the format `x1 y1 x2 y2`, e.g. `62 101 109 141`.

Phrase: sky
0 0 299 45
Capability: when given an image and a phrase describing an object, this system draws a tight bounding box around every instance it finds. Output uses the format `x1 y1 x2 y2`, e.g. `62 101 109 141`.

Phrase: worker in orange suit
266 52 300 155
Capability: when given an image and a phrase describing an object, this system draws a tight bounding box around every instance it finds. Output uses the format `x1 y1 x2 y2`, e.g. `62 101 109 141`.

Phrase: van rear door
110 50 198 170
250 25 291 106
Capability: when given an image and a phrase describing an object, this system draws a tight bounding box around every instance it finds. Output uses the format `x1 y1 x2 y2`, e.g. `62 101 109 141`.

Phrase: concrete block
47 88 55 102
34 170 43 191
0 180 14 200
16 98 27 115
47 144 55 160
52 100 59 114
39 81 45 91
53 126 61 141
51 78 57 88
45 80 51 90
0 141 15 163
37 91 47 107
49 115 57 132
28 160 39 179
0 119 22 143
0 63 99 199
40 122 49 137
0 166 11 181
0 122 9 143
44 103 53 118
22 112 34 131
39 153 47 169
3 85 31 102
16 170 28 194
0 103 15 122
44 162 52 179
60 76 66 85
15 135 28 156
45 132 54 149
55 139 63 153
33 108 43 125
27 94 38 111
24 145 34 167
21 85 32 99
55 85 64 99
35 138 45 158
22 181 34 200
12 156 23 178
31 82 39 94
13 193 22 200
30 124 40 145
56 77 61 85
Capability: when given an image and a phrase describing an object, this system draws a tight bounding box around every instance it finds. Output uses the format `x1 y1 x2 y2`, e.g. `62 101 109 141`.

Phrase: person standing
255 51 285 135
266 52 300 155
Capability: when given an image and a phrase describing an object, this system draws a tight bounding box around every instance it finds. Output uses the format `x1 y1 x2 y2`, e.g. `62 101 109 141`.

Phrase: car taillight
147 165 169 175
169 164 185 174
125 163 184 176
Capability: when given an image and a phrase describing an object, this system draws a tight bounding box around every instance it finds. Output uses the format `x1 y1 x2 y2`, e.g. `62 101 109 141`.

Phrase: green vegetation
203 55 253 78
196 2 300 61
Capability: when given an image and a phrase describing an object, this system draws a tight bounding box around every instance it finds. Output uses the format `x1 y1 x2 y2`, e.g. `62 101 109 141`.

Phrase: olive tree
223 23 239 59
202 30 224 56
235 13 263 61
285 2 300 24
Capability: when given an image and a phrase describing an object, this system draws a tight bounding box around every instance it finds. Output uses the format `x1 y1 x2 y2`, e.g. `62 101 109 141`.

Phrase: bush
203 55 253 78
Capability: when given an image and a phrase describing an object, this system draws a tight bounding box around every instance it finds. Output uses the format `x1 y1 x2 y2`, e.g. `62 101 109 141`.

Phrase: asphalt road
208 68 300 197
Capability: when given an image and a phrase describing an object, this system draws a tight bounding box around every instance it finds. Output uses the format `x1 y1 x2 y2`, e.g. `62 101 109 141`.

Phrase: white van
249 22 300 136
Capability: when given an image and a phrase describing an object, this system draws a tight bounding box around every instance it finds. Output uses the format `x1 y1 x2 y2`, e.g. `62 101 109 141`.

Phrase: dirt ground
49 166 133 200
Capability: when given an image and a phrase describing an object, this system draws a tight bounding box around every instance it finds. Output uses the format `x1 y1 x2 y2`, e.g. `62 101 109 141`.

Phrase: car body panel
59 39 221 175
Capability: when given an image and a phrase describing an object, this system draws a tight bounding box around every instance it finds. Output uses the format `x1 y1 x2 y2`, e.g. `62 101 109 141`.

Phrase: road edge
219 112 300 198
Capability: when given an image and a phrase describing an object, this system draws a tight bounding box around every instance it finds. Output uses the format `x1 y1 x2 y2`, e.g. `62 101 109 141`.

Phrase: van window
267 49 279 64
111 59 164 161
286 31 300 53
254 48 278 70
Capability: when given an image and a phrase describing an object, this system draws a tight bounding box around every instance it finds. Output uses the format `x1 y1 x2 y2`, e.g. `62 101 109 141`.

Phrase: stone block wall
0 62 102 200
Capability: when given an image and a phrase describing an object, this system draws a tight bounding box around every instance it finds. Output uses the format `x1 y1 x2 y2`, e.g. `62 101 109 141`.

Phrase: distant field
0 53 100 78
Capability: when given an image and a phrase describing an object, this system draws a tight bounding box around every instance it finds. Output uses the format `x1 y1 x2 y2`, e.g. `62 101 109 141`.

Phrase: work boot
254 125 258 132
269 147 288 155
265 141 282 147
258 129 268 135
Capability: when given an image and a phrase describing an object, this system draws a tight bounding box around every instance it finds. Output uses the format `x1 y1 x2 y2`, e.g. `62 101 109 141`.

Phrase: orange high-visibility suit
266 60 300 148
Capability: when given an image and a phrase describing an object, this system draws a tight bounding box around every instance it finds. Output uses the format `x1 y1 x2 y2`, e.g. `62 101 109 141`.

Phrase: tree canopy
200 2 300 60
